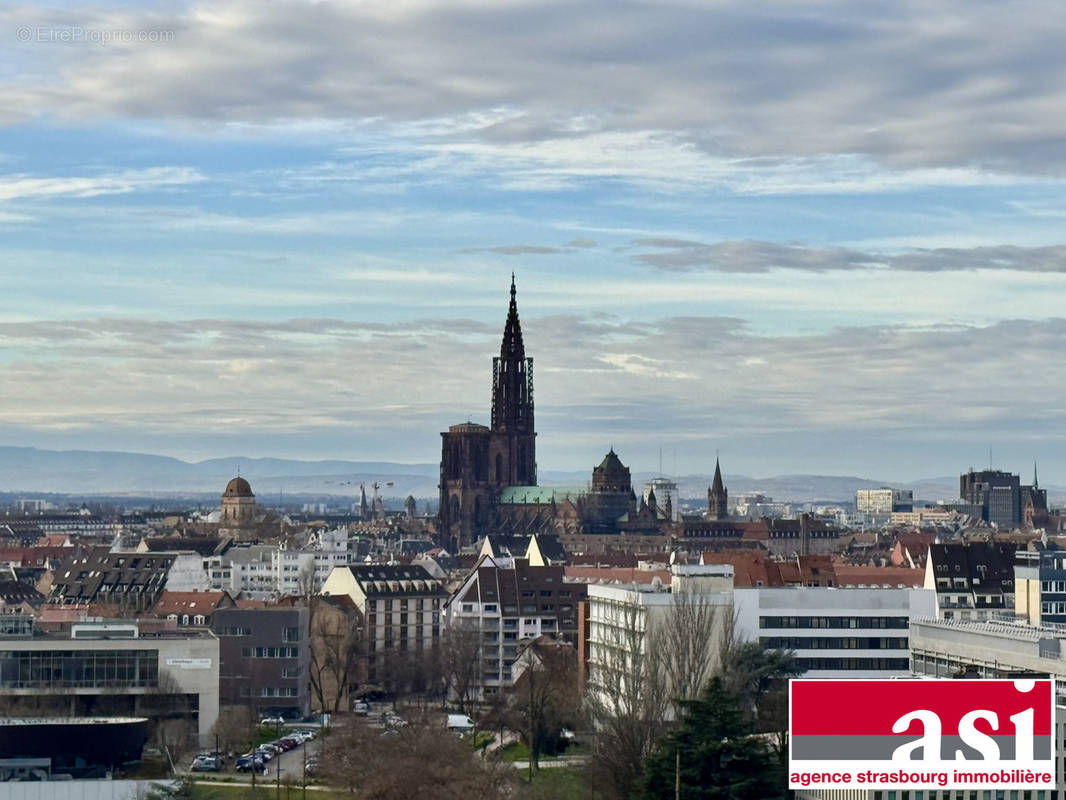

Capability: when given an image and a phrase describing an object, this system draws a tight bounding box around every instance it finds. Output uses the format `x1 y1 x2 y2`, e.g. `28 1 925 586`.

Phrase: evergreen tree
642 677 785 800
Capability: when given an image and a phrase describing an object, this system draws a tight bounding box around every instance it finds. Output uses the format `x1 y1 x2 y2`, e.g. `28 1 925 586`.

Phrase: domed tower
221 475 256 533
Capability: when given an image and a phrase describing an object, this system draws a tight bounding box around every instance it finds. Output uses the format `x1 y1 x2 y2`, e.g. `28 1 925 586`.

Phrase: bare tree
438 618 482 713
583 600 671 800
654 586 725 717
318 716 514 799
308 595 365 713
584 589 725 799
507 638 580 771
210 704 254 756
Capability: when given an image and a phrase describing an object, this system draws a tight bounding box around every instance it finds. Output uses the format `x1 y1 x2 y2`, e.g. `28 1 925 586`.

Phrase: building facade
320 564 446 685
444 554 587 699
211 606 310 720
0 619 220 748
734 586 935 678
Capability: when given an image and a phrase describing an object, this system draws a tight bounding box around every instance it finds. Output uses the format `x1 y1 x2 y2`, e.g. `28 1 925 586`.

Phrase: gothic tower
706 458 728 520
489 274 537 487
438 276 537 550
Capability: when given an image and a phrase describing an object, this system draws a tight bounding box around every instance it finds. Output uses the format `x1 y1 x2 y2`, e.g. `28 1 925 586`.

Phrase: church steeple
491 274 534 435
499 272 526 361
707 457 728 520
1034 461 1039 491
710 457 724 494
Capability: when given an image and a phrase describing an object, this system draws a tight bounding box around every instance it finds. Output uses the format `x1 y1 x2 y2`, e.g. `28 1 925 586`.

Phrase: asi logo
788 679 1055 790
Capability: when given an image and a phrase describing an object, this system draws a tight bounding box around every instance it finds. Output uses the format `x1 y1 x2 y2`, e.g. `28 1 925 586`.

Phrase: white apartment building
206 545 315 599
734 586 935 678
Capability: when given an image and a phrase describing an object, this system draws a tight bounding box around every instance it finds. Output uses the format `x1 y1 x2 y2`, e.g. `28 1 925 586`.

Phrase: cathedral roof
498 485 586 505
223 476 254 498
595 448 628 473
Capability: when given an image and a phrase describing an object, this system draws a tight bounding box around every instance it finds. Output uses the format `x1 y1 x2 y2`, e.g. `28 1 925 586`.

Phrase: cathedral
437 277 673 550
437 275 537 550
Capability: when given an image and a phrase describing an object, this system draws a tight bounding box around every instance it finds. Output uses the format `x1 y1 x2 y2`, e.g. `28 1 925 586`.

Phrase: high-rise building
959 468 1023 527
855 487 913 514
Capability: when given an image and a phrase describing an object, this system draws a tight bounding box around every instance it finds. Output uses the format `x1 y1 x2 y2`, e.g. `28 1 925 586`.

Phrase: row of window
794 657 910 670
241 647 299 659
1042 581 1066 593
0 649 159 689
220 626 252 636
759 615 909 629
370 599 441 612
260 687 299 698
761 636 908 650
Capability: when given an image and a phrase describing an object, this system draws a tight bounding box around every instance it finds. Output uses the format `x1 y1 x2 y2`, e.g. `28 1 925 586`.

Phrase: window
483 604 497 613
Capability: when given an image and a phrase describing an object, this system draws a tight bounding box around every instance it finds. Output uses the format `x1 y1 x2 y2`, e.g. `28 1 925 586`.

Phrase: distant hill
0 446 1058 506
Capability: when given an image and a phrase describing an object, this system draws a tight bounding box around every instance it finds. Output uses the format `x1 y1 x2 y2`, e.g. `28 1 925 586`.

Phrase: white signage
165 658 212 670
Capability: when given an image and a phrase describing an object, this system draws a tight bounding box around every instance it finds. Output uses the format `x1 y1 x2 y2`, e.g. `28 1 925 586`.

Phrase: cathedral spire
500 272 525 360
1034 461 1039 491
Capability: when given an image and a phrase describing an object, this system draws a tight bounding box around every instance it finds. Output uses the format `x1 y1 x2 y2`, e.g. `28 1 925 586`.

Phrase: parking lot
187 725 319 782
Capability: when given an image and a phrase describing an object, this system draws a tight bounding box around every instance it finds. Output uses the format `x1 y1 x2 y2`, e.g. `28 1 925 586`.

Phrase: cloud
0 167 206 201
633 239 1066 273
4 0 1066 179
1 313 1062 472
461 244 565 255
566 238 597 248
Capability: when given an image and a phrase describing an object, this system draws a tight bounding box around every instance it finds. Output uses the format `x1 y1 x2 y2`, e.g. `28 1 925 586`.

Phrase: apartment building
321 564 446 685
444 554 586 699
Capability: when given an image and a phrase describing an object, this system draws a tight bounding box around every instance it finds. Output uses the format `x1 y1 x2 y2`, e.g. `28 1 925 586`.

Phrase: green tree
641 677 783 800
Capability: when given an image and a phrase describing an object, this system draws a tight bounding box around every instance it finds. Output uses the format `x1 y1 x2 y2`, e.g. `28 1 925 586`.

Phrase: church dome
223 476 254 497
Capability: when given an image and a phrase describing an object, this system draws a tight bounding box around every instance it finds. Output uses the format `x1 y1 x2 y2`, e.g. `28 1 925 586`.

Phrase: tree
318 716 514 799
210 705 254 756
655 586 726 718
507 638 580 771
583 600 672 800
308 595 365 713
438 619 483 713
642 677 783 800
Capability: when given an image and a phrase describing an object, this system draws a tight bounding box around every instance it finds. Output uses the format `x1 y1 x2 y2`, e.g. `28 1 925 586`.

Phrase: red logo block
788 679 1056 790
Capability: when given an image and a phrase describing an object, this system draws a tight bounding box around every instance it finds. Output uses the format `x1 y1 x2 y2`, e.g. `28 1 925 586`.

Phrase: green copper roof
497 485 586 504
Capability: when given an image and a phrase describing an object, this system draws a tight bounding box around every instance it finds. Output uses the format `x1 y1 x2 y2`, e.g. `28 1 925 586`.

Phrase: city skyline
2 1 1066 480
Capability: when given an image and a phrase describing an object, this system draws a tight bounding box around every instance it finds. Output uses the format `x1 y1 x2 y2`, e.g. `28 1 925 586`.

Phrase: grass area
468 730 495 750
499 741 531 762
516 767 590 800
192 783 344 799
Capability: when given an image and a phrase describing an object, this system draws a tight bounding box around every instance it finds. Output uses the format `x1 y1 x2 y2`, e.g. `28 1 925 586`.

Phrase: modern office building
0 619 219 748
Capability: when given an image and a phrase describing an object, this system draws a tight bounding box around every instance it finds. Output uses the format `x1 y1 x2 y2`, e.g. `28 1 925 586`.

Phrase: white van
446 714 475 732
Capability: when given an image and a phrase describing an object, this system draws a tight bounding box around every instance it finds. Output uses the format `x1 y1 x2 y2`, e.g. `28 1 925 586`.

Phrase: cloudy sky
1 0 1064 482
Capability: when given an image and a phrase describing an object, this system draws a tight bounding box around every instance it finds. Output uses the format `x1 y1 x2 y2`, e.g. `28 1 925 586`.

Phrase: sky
0 0 1065 482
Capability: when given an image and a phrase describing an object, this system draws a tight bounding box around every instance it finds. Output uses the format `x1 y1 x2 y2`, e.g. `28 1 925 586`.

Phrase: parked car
236 755 266 773
190 756 221 772
260 716 286 726
382 712 407 728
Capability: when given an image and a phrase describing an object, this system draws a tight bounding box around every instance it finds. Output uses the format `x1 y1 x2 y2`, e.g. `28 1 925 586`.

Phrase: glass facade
0 649 159 689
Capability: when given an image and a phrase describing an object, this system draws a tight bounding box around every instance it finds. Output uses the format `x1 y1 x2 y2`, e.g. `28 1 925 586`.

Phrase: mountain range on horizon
0 445 1056 506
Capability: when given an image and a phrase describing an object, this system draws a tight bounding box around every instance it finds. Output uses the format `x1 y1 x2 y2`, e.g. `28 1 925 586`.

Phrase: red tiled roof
153 591 226 617
563 566 671 585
